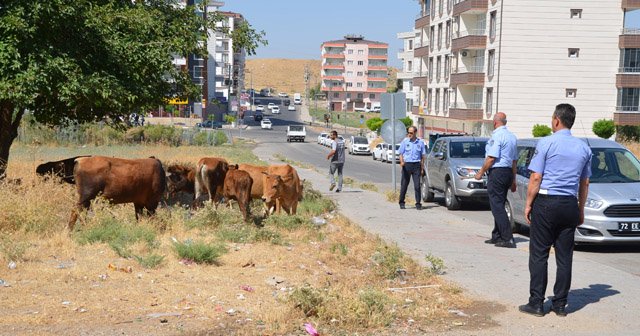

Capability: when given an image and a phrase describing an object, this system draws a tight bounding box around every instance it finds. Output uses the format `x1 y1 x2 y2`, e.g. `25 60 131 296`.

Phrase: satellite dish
380 120 407 144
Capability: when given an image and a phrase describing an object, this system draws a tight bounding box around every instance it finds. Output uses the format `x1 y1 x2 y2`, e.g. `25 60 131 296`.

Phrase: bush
616 125 640 141
75 217 158 258
290 285 325 317
172 239 227 265
366 117 384 133
399 116 413 128
143 124 183 146
223 114 236 123
125 127 145 143
592 119 615 139
532 124 552 137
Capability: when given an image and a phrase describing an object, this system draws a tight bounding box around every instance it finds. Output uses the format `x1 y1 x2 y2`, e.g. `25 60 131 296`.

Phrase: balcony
622 0 640 9
620 31 640 48
415 11 430 29
453 0 489 16
414 46 430 58
449 102 484 120
368 65 387 71
414 71 429 87
323 64 345 70
617 73 640 88
451 29 487 51
396 71 414 80
451 66 485 86
323 53 345 59
323 75 344 81
368 88 387 93
615 110 640 125
368 77 387 82
368 54 388 60
321 86 345 92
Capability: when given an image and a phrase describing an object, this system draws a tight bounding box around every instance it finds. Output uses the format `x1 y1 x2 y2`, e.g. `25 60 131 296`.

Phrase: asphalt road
229 97 640 275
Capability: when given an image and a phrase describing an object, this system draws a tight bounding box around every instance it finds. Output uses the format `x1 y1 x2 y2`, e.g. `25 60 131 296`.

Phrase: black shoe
495 239 516 248
519 303 545 317
551 306 567 317
415 204 422 210
485 238 500 244
335 189 341 193
399 204 406 209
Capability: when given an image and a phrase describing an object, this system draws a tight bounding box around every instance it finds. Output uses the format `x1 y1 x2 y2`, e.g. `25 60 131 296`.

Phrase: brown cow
195 157 229 206
223 165 254 222
69 156 166 229
36 156 91 184
262 164 303 215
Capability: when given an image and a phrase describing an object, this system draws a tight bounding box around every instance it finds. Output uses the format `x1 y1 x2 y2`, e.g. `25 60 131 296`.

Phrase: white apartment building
210 10 246 108
413 0 627 139
397 30 419 123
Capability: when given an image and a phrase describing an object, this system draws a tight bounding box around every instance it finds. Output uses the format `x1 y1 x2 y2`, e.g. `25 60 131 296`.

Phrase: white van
293 93 302 105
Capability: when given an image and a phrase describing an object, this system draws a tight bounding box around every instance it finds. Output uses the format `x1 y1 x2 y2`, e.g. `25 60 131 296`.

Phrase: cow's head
166 164 194 194
227 163 239 171
261 172 284 204
298 179 306 201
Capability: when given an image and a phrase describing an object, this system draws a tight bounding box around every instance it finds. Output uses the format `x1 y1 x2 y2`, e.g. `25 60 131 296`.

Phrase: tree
366 117 385 133
592 119 615 139
0 0 267 178
532 124 552 137
399 117 413 128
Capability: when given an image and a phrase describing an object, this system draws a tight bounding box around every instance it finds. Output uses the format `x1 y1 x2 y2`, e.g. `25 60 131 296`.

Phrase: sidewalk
255 147 640 336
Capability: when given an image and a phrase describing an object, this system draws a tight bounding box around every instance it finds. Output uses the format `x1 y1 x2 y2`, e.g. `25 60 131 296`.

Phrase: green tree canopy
0 0 266 177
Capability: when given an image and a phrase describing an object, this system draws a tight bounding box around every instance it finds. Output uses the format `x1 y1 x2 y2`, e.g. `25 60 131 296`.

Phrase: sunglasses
407 132 414 135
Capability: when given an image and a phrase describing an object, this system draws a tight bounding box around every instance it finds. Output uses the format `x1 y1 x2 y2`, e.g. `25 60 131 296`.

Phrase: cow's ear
276 176 283 181
234 164 239 169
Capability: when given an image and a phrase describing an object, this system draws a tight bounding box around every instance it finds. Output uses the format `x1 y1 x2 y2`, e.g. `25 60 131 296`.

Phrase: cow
165 164 199 207
261 164 303 215
36 156 90 184
68 156 166 229
223 164 253 222
195 157 229 206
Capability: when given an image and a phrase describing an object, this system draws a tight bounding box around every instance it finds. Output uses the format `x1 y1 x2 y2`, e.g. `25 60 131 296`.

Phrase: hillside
245 58 398 95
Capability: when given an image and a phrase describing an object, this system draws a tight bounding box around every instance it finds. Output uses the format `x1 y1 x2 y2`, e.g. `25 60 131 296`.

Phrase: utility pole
304 65 310 108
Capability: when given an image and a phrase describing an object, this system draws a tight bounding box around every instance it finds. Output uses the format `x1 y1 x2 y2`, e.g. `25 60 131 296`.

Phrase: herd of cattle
35 156 305 229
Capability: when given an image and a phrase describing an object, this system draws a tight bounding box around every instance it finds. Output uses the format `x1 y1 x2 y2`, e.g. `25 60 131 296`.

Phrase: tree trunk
0 100 21 180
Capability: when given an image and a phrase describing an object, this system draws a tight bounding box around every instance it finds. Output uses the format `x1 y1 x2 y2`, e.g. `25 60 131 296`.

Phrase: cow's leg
238 199 249 222
134 204 144 220
68 192 95 230
291 201 298 215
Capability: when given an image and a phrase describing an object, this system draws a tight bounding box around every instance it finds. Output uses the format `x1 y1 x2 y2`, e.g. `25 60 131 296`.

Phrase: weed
359 182 378 192
216 224 255 243
371 244 405 279
134 253 165 269
425 253 446 275
264 214 310 231
330 243 348 256
184 205 242 230
0 237 28 261
290 285 325 317
385 190 414 204
172 239 227 265
298 197 335 217
254 228 283 245
343 177 355 186
75 216 157 258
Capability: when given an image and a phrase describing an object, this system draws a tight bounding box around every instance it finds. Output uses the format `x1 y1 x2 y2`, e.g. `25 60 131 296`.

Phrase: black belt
537 194 576 200
489 167 511 171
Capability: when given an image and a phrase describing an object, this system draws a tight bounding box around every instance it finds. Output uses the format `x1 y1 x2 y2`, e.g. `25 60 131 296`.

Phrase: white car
372 106 381 113
267 103 277 110
287 105 296 111
348 136 371 155
260 118 272 130
372 143 388 161
325 135 344 147
256 105 265 112
385 144 401 163
278 92 288 98
317 132 328 144
272 106 280 114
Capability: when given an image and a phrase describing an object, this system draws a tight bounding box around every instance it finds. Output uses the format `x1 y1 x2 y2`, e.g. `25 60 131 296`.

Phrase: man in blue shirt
519 103 591 317
398 126 427 209
474 112 518 248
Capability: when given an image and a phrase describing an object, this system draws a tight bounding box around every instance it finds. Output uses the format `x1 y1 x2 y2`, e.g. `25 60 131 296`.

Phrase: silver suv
421 136 489 210
507 138 640 244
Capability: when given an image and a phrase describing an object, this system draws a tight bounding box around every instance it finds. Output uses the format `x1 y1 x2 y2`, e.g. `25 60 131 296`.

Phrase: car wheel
421 176 435 202
445 180 461 210
505 199 519 233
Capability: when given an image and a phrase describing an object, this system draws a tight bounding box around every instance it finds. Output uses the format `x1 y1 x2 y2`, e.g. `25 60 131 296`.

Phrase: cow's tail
195 163 206 200
156 158 167 194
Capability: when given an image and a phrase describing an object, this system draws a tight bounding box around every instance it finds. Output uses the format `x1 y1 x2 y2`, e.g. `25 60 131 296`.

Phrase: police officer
519 104 591 317
398 126 427 210
474 112 518 248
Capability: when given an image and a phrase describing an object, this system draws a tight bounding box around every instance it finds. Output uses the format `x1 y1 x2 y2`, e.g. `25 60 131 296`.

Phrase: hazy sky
221 0 420 68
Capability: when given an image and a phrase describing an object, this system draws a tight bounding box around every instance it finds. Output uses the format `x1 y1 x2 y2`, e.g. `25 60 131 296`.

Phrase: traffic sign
380 120 406 144
380 93 407 120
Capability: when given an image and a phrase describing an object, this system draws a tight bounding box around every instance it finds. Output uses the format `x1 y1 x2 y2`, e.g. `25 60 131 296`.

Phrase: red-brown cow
166 164 198 206
69 156 166 229
195 157 229 206
261 164 303 215
224 165 254 222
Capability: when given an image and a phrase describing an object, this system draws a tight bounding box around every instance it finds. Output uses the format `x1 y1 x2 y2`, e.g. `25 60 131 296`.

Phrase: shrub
75 217 157 258
532 124 552 137
125 127 145 143
592 119 615 139
617 125 640 141
371 244 405 279
223 114 236 123
172 239 227 265
134 253 165 269
366 117 385 133
290 285 325 317
399 116 413 128
424 253 446 275
143 124 183 146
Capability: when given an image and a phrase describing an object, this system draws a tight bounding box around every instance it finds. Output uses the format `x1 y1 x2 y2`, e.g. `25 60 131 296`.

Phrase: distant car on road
287 105 296 111
317 132 328 144
272 106 280 114
372 143 389 161
260 118 272 130
283 99 291 106
267 103 277 110
278 92 288 98
286 125 306 142
254 112 263 122
385 144 401 163
372 106 381 112
348 136 371 155
256 105 265 112
196 120 223 129
324 135 344 147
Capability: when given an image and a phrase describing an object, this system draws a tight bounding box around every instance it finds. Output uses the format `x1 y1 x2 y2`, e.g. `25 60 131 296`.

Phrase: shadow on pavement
560 284 620 314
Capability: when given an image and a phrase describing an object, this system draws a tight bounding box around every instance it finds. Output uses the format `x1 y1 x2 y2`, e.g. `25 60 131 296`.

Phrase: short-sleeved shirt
331 139 346 163
398 137 427 163
485 126 517 168
528 129 592 197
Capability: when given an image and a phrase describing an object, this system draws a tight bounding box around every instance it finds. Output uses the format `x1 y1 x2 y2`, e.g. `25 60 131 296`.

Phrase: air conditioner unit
461 51 468 57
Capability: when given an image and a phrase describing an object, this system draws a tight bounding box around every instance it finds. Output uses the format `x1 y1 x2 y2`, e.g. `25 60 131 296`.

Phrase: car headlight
584 198 604 209
456 167 479 178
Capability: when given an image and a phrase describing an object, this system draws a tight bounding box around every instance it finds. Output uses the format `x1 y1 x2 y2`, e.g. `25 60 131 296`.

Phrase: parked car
317 132 328 144
254 112 263 122
507 138 640 244
286 125 306 142
272 106 280 114
288 105 296 111
324 135 343 147
284 99 291 106
267 103 277 110
421 136 489 210
385 144 401 163
260 118 272 130
278 92 289 98
196 120 223 129
373 143 389 161
372 106 381 112
348 136 371 155
255 105 265 112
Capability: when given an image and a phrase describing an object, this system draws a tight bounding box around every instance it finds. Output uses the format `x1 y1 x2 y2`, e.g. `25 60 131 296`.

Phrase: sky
220 0 420 68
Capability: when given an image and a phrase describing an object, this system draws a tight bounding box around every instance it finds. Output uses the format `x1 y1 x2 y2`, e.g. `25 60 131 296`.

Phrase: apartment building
321 35 389 111
210 11 246 106
413 0 625 138
397 30 419 125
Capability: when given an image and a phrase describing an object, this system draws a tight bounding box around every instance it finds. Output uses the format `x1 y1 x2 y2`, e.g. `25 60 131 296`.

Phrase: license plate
618 222 640 232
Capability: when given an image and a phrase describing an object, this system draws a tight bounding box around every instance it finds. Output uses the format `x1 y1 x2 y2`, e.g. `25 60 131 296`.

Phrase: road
229 96 640 276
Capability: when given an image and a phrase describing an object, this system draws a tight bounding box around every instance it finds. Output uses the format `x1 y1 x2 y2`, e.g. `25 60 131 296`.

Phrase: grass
75 213 158 258
309 106 379 130
273 153 315 170
359 182 379 192
425 253 446 275
172 239 228 265
385 190 415 205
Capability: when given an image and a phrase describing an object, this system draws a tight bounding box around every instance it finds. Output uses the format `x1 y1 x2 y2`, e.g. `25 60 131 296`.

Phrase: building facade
397 30 420 129
321 35 389 111
413 0 626 139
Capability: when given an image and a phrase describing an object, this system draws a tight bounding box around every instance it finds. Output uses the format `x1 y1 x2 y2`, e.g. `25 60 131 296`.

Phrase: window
516 147 534 178
408 80 413 91
346 82 353 87
571 9 582 19
357 93 364 99
446 20 451 48
486 88 493 114
490 11 497 39
408 40 413 50
430 0 435 16
346 71 353 77
333 92 339 98
348 49 354 54
439 0 443 16
357 82 363 88
438 23 443 49
427 89 432 112
435 89 440 112
618 88 640 111
369 93 375 99
428 57 434 81
566 88 577 98
488 50 495 76
430 26 435 50
347 60 354 65
568 48 580 58
407 60 413 72
357 71 363 76
358 60 364 66
621 48 640 72
346 93 351 98
358 49 364 55
436 56 441 81
444 56 450 79
443 90 449 112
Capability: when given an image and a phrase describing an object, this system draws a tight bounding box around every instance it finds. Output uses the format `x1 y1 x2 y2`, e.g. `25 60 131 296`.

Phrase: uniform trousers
399 162 421 205
487 167 514 242
529 194 579 308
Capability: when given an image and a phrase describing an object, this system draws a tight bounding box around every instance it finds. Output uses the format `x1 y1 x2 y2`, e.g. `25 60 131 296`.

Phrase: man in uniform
475 112 518 248
398 126 427 210
326 130 345 192
519 103 591 317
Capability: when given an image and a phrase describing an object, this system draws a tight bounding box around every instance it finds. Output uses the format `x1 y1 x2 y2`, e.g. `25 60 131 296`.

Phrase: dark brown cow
223 165 254 222
69 156 166 229
262 164 303 215
36 156 90 184
166 164 198 207
195 157 229 206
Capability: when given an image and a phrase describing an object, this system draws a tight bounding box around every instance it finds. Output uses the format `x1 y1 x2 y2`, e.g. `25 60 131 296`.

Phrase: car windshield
290 126 304 131
590 148 640 183
449 141 487 158
354 137 368 144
